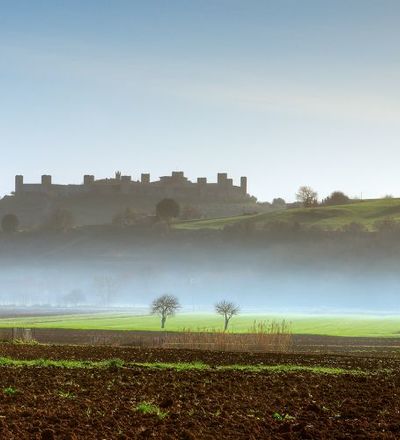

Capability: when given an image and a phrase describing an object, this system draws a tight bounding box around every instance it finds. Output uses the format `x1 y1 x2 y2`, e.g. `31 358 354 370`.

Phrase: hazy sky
1 0 399 201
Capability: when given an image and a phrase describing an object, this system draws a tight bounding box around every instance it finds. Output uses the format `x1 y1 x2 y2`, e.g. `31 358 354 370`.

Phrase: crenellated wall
14 171 250 202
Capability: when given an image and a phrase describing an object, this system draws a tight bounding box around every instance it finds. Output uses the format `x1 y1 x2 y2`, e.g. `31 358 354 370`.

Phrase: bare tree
151 294 180 329
296 186 318 208
215 300 240 331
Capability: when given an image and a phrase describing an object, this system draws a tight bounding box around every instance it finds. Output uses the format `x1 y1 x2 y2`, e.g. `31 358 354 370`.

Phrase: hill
174 198 400 231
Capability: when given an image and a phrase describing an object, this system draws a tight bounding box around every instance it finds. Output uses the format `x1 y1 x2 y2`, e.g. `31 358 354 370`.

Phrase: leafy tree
150 294 180 329
296 186 318 208
1 214 19 233
323 191 350 206
215 300 240 331
156 199 180 222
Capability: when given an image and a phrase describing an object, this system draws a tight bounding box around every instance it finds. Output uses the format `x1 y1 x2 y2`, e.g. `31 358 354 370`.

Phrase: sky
0 0 399 202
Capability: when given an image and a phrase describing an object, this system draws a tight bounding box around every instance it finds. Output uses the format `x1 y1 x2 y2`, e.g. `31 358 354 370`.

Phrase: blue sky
0 0 399 201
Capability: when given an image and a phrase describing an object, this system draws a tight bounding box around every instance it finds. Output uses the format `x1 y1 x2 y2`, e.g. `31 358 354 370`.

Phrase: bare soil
0 344 399 439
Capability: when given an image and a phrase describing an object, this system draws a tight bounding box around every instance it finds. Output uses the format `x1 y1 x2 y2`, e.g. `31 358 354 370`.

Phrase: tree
323 191 350 206
271 198 286 209
1 214 19 233
156 198 180 222
296 186 318 208
215 300 240 331
150 294 180 329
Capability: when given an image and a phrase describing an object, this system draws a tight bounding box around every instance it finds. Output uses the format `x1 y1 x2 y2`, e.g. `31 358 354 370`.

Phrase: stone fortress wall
14 171 250 203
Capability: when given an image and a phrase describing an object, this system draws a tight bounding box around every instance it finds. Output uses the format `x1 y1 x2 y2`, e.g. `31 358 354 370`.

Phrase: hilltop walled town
0 171 260 227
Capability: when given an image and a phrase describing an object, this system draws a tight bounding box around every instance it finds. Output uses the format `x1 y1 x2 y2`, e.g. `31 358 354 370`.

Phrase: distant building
2 172 256 227
14 171 249 201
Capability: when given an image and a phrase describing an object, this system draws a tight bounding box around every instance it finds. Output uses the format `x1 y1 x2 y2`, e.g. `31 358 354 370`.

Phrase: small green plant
3 386 17 396
272 412 284 421
272 412 295 421
11 338 40 346
136 402 168 420
57 390 76 399
105 358 125 369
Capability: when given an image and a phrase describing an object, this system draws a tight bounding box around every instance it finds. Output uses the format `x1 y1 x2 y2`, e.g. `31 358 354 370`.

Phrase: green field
1 313 400 337
174 198 400 231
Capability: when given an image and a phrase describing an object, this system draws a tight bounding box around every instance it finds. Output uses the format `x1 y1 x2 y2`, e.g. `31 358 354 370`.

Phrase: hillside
174 198 400 231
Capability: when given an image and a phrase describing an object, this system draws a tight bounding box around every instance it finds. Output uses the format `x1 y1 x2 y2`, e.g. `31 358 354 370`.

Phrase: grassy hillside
174 213 259 230
1 313 400 337
175 198 400 231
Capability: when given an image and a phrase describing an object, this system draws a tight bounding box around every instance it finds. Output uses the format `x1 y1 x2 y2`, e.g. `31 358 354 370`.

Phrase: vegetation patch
0 356 374 376
3 313 400 337
174 198 400 231
216 364 368 375
135 402 168 419
3 386 17 396
0 357 127 370
57 390 76 399
135 361 208 371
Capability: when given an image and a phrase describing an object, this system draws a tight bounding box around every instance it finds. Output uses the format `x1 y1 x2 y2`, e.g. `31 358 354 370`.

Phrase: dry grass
162 320 292 353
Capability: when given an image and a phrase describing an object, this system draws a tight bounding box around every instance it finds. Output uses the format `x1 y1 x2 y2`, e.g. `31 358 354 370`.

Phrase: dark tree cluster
322 191 351 206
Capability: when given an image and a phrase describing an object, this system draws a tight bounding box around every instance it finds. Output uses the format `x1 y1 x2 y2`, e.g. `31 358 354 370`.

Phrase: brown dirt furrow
1 343 400 370
0 366 399 439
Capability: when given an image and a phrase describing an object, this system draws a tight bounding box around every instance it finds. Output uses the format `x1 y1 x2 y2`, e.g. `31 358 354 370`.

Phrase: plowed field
0 344 399 439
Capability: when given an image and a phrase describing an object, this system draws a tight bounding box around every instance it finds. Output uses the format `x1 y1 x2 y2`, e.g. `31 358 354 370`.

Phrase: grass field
174 198 400 231
1 313 400 337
